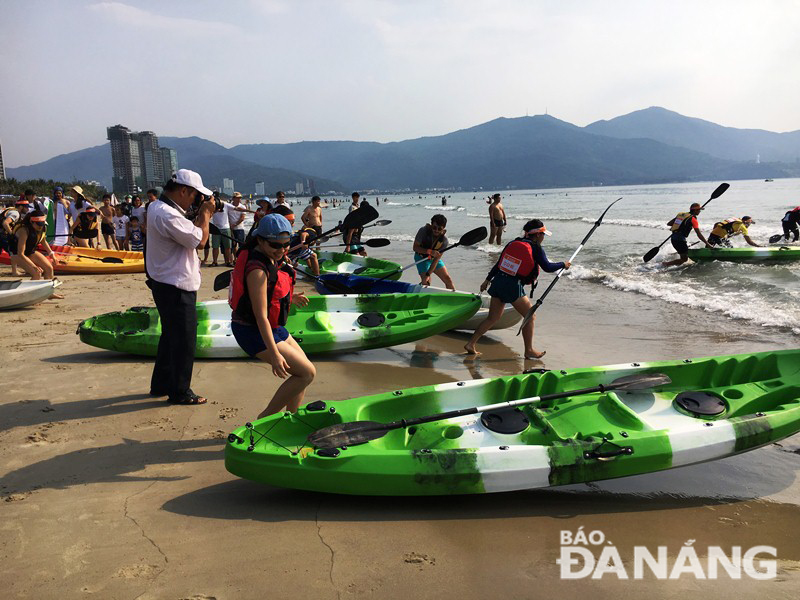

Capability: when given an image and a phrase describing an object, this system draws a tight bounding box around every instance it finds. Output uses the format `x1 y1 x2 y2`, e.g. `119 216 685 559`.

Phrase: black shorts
101 223 115 236
74 229 97 240
670 233 689 255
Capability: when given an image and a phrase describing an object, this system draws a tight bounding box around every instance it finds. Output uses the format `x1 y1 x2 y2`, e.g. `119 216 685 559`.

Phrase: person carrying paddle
465 219 570 359
708 216 760 247
229 214 315 418
662 202 712 267
781 206 800 242
287 224 321 276
344 192 367 256
414 214 455 290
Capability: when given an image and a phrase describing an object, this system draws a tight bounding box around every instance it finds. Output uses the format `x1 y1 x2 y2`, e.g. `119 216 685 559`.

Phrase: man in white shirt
228 192 248 253
146 169 215 405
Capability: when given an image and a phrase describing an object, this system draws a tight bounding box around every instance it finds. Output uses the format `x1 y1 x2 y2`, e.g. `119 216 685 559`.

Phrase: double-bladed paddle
769 234 785 244
307 372 671 449
516 198 622 335
642 183 730 263
52 250 124 264
351 226 487 290
315 238 390 250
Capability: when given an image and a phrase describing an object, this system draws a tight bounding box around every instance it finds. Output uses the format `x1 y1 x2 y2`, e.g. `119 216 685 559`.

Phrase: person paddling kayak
662 202 712 267
464 219 570 359
708 216 760 247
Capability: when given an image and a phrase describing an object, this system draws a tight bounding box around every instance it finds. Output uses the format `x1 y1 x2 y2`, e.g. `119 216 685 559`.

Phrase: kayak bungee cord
516 197 623 336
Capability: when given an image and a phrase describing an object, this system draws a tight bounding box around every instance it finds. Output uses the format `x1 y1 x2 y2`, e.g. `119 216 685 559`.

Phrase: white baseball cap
171 169 212 196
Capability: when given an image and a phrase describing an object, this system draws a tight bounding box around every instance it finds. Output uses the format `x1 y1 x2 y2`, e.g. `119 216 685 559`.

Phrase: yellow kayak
49 245 145 274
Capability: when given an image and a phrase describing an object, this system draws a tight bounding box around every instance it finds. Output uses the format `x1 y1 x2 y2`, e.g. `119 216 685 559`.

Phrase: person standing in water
781 206 800 242
488 193 506 245
662 202 712 267
465 219 570 359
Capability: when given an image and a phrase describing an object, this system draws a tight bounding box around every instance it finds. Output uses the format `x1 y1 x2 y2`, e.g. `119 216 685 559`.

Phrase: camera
186 189 223 220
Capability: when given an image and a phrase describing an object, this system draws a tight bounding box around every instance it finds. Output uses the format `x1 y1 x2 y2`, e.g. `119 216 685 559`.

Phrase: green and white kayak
225 349 800 495
77 293 481 358
688 246 800 263
300 251 403 280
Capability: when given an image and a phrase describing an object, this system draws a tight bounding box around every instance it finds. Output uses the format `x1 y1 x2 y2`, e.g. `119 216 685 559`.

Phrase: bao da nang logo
557 528 777 580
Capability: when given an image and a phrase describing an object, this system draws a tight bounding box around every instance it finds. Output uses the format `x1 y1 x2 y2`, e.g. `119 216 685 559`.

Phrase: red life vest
497 238 539 285
229 248 295 328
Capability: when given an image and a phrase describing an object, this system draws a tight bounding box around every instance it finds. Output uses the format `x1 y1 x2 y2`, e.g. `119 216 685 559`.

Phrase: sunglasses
265 239 291 249
31 221 46 226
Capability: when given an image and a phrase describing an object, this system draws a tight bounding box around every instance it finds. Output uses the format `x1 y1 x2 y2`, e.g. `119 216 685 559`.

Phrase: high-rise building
222 178 235 196
139 131 164 190
107 125 145 195
255 181 265 196
161 148 178 180
295 182 304 195
0 140 5 179
107 125 178 195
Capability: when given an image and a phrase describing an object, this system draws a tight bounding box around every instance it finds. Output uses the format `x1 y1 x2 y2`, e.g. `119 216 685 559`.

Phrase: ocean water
291 179 800 338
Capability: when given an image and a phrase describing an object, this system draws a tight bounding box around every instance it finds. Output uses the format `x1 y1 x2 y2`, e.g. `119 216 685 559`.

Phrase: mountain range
8 107 800 193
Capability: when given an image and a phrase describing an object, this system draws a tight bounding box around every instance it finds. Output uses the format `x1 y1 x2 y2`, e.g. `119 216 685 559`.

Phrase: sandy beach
1 262 799 598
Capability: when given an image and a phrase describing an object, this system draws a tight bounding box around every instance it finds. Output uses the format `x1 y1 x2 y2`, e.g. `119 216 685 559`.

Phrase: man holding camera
146 169 215 405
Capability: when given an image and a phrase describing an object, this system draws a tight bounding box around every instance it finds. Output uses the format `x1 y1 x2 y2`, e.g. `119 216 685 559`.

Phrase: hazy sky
3 0 800 167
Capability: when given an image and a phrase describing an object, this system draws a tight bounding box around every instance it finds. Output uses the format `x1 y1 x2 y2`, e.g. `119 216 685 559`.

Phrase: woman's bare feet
463 342 481 356
524 349 546 359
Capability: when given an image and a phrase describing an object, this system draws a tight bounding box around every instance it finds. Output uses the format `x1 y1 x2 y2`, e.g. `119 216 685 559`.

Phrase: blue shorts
415 253 445 275
231 321 290 357
670 233 689 255
488 272 525 304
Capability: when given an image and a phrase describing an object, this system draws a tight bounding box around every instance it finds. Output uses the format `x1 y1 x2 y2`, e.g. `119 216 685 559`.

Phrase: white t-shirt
113 215 129 237
228 203 247 230
69 200 89 221
145 199 202 291
211 201 233 229
131 205 146 222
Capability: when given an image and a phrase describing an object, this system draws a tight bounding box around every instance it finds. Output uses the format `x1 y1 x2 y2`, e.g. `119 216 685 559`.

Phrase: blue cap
255 213 292 239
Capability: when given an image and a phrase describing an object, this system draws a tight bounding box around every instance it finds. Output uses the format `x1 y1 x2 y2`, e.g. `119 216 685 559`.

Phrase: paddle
52 250 123 264
316 238 390 249
352 225 487 282
769 234 784 244
307 372 671 449
363 219 392 229
642 183 730 263
516 198 623 335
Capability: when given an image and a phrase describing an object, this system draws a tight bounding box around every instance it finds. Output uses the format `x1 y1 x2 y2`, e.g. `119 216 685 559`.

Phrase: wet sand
1 268 799 599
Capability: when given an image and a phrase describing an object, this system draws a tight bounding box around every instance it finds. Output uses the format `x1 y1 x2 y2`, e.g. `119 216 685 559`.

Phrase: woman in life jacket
229 214 315 418
9 210 63 286
464 219 570 360
70 206 100 248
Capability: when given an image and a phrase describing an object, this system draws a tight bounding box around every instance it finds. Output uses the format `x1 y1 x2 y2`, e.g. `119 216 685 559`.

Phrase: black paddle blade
213 269 233 291
373 219 392 226
342 203 379 231
364 238 390 248
642 246 661 263
459 226 488 246
209 223 221 235
609 372 671 390
769 234 783 244
308 420 389 449
710 182 730 200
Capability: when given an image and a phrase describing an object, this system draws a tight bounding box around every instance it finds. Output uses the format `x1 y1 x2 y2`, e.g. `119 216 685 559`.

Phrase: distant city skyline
3 1 800 167
107 125 177 195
